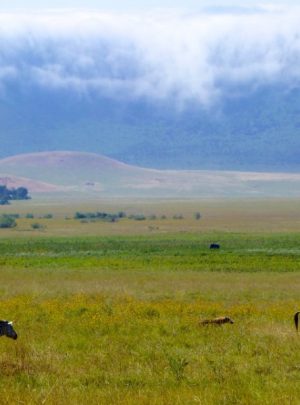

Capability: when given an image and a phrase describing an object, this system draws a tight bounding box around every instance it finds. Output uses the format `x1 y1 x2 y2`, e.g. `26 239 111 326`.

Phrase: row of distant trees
0 185 30 205
73 211 202 222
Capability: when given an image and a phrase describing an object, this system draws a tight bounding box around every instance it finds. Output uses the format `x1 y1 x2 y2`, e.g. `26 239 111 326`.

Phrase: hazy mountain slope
0 151 137 185
0 84 300 171
0 174 63 193
0 152 300 198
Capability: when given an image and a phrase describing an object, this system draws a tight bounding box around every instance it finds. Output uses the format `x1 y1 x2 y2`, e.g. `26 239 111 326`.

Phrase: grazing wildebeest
294 312 300 332
0 320 18 340
210 243 220 249
199 316 234 326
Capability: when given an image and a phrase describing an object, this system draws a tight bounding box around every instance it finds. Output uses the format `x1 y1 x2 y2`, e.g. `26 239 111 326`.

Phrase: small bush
4 213 20 219
194 212 201 220
0 198 9 205
26 213 34 219
0 215 16 228
31 223 45 230
74 212 119 222
75 212 86 219
43 214 53 219
118 211 127 218
130 214 146 221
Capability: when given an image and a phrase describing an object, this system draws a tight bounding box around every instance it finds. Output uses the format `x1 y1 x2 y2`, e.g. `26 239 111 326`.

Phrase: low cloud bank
0 7 300 105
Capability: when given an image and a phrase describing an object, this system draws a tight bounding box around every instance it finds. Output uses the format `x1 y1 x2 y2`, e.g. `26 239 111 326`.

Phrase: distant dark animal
200 316 234 326
210 243 220 249
294 312 300 332
0 320 18 340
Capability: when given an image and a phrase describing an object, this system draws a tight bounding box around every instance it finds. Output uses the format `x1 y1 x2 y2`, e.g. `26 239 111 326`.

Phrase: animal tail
294 312 300 332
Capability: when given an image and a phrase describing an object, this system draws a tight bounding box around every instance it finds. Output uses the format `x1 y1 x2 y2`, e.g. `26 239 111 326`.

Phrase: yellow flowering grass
0 231 299 403
0 291 299 404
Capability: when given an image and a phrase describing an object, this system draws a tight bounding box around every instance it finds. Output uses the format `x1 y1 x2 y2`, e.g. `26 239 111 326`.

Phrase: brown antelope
200 316 234 326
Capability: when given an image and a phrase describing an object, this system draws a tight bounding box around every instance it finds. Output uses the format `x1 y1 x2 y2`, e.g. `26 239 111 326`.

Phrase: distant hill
0 151 300 198
0 174 63 193
0 84 300 172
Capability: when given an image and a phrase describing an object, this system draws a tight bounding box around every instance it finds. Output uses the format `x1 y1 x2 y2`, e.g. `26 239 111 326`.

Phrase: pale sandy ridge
0 151 300 197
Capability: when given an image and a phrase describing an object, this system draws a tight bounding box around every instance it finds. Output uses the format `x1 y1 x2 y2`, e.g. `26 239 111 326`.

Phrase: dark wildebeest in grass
294 312 300 332
200 316 234 326
210 243 220 249
0 321 18 340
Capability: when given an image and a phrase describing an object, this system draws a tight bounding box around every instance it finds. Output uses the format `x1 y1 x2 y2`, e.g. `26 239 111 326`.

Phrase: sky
0 0 298 11
0 1 300 107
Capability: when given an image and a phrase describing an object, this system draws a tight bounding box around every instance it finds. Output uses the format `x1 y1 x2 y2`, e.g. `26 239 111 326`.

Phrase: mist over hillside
1 84 300 171
0 9 300 171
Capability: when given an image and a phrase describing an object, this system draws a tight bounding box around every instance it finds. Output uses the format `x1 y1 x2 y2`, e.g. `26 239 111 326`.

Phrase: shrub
31 223 45 230
0 215 16 228
194 212 201 220
4 213 20 219
0 198 9 205
75 211 119 222
130 214 146 221
26 213 34 219
74 212 86 219
173 214 184 220
118 211 127 218
43 214 53 219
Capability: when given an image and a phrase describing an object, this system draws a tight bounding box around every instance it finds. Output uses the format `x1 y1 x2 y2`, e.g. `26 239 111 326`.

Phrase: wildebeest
0 320 18 340
200 316 234 326
210 243 220 249
294 312 300 332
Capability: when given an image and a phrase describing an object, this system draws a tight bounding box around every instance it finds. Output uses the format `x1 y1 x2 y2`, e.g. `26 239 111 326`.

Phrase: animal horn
294 312 300 332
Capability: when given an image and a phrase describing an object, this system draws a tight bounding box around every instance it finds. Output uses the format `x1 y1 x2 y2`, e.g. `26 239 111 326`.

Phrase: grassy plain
1 197 300 236
0 198 299 404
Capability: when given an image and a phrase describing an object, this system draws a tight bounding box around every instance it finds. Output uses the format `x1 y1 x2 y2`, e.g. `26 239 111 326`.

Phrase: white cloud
0 8 300 105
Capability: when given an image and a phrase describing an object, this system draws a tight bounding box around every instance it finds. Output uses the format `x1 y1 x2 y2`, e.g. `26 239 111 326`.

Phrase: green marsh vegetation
0 199 299 403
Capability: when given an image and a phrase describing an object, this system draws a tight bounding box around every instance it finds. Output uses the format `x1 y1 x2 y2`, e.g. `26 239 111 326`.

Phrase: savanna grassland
0 198 299 404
